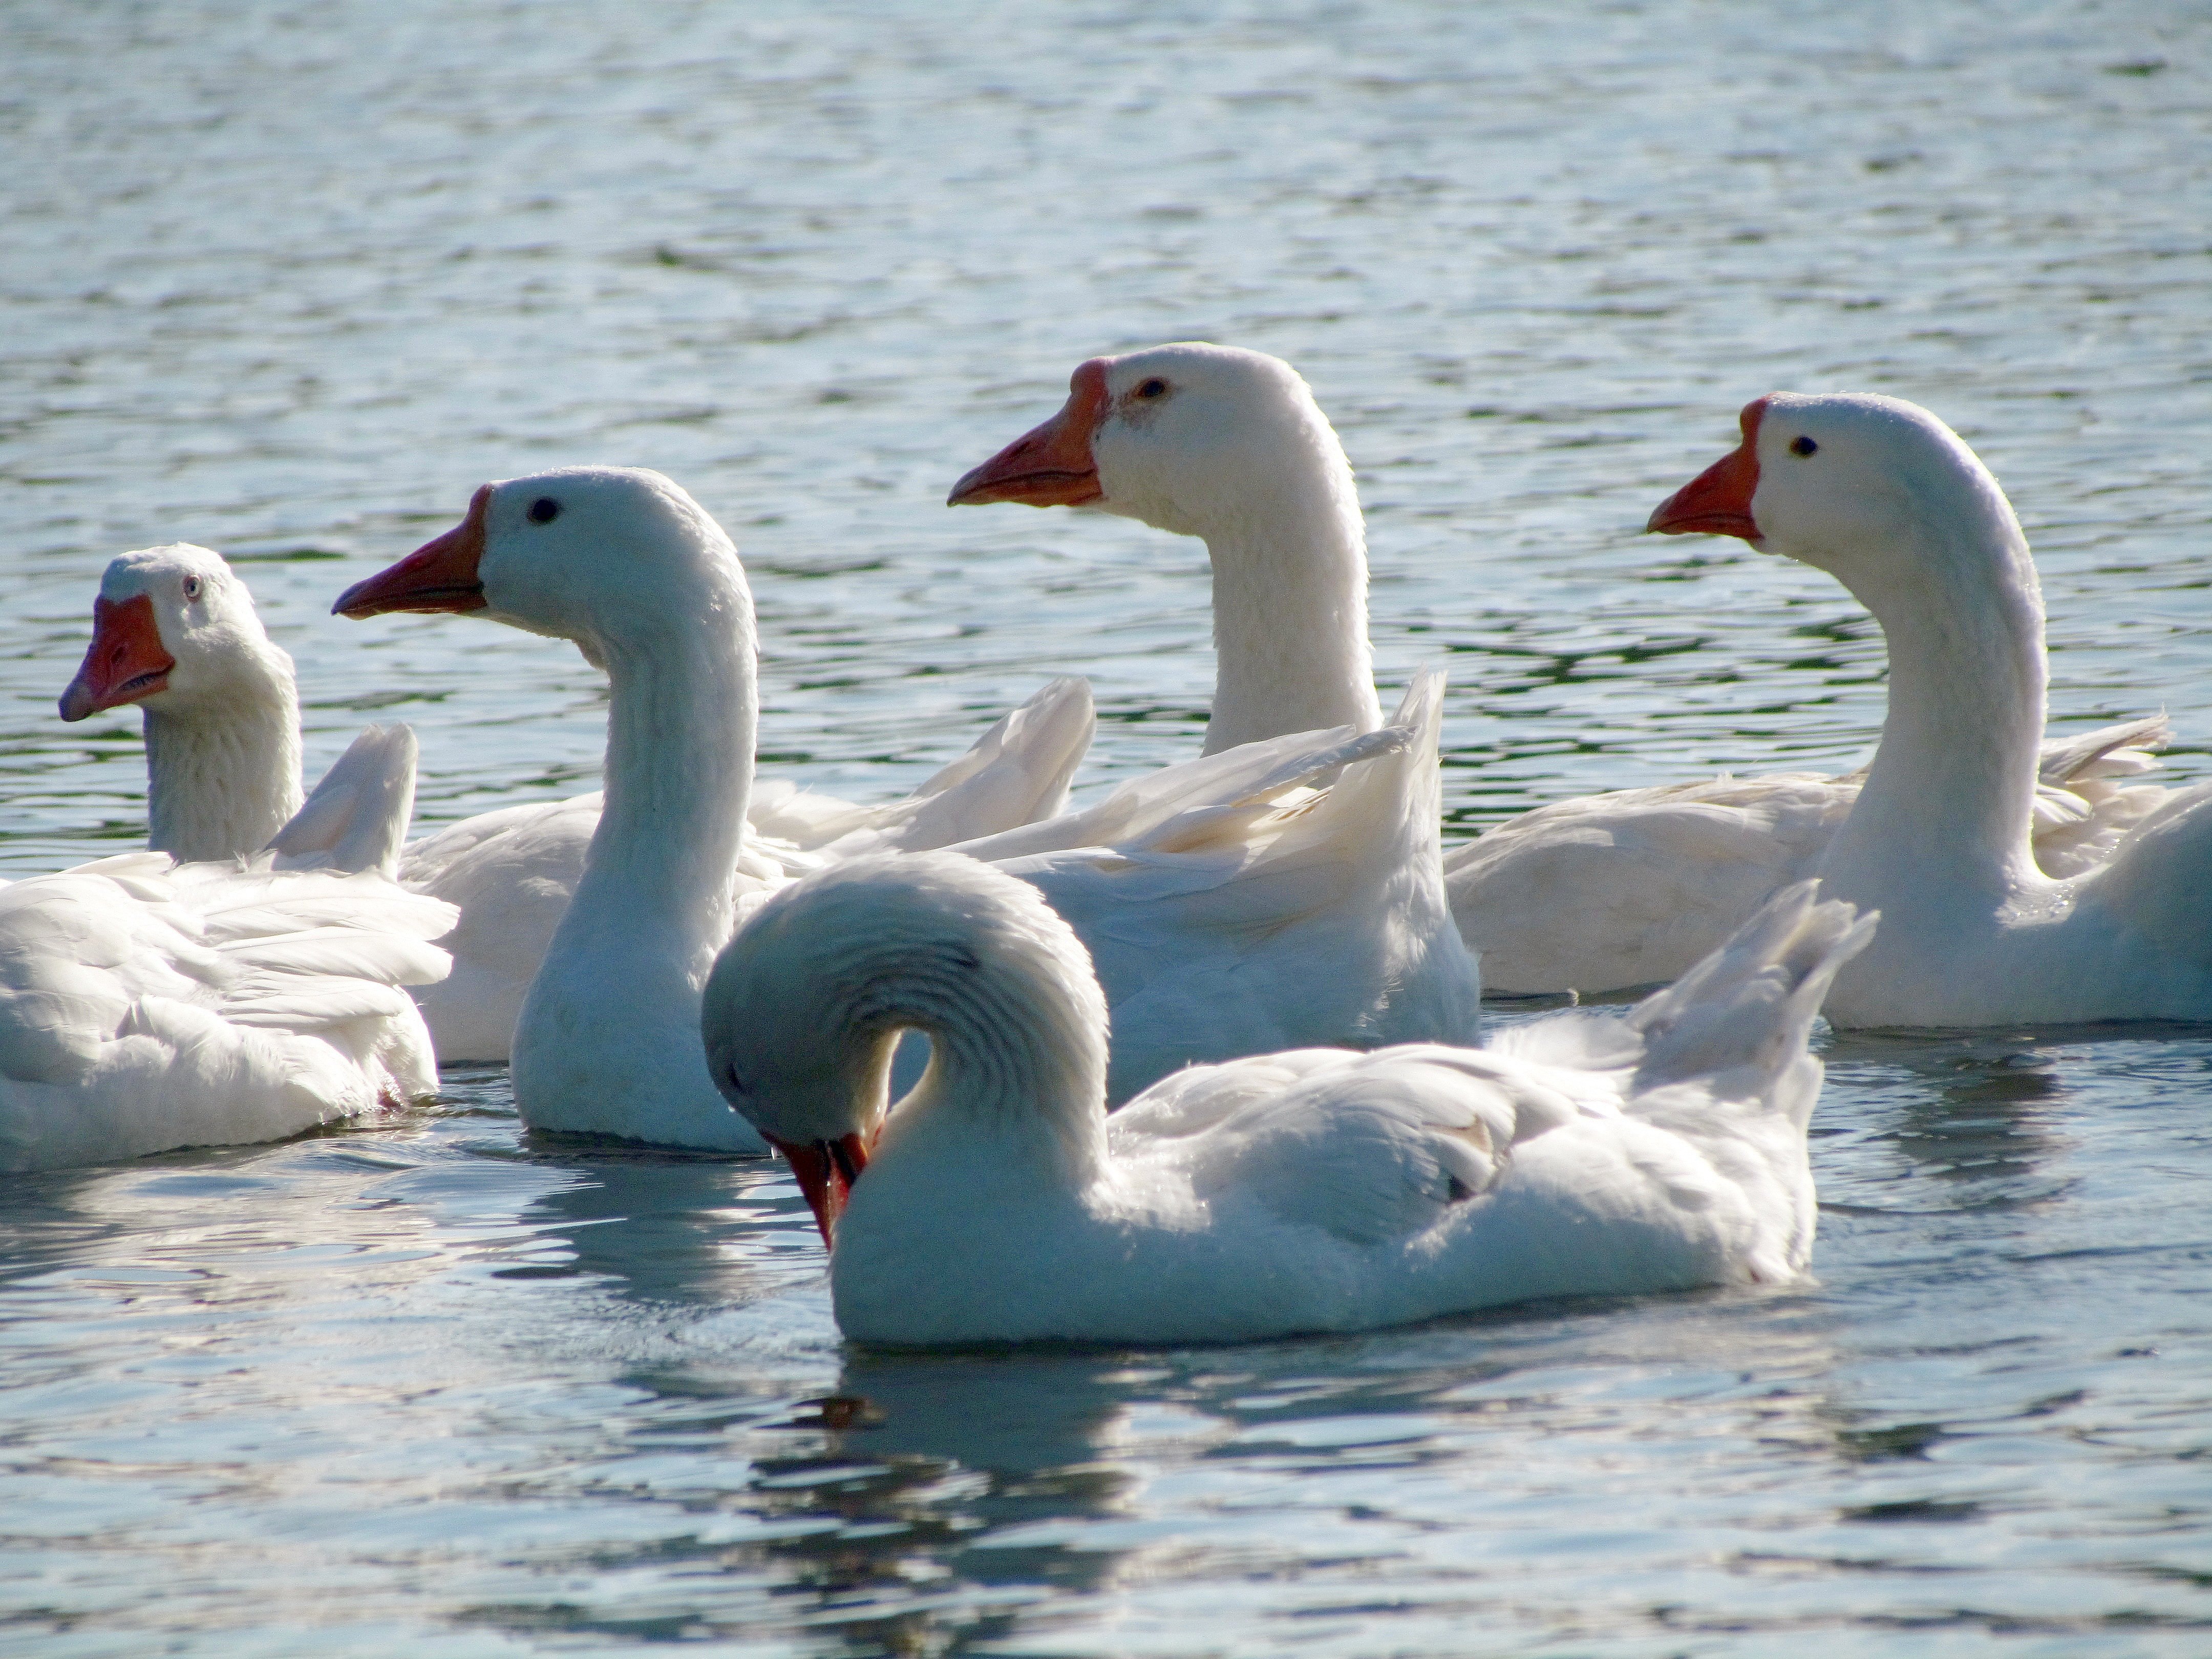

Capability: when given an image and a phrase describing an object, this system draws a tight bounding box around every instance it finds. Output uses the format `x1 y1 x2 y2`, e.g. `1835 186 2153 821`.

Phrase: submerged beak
333 485 492 619
947 358 1111 508
770 1131 873 1247
59 593 174 720
1647 398 1768 542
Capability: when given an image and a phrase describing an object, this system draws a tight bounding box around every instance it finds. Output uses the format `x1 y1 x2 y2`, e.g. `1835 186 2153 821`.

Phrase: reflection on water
1827 1029 2081 1202
5 0 2212 1651
4 1059 2210 1652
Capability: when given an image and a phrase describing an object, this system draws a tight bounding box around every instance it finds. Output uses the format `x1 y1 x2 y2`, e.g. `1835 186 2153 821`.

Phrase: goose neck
570 601 759 976
142 669 304 862
1821 514 2048 899
863 926 1110 1196
1200 467 1379 753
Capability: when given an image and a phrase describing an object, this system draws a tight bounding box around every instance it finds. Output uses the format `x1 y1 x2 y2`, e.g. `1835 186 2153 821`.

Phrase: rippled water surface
5 1 2211 1652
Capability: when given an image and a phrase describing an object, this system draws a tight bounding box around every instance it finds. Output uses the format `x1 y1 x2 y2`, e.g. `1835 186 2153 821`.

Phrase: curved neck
1199 460 1380 754
142 667 304 862
564 586 760 988
1818 504 2048 903
857 926 1109 1195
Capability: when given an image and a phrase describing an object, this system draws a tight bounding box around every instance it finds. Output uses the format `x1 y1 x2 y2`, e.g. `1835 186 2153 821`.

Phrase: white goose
60 543 1094 1062
1650 393 2212 1027
58 544 419 875
949 343 2170 992
701 851 1871 1346
333 467 1477 1149
0 852 455 1174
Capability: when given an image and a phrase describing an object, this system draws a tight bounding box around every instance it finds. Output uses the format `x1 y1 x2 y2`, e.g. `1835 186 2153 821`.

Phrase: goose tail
266 724 419 878
1626 880 1876 1116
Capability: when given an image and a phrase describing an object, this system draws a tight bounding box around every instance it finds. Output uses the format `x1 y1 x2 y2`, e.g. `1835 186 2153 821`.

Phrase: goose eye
1789 435 1818 457
181 576 203 601
527 497 562 524
1135 378 1169 400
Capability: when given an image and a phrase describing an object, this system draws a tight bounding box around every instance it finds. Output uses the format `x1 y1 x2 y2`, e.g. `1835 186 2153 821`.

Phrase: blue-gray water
4 2 2210 1653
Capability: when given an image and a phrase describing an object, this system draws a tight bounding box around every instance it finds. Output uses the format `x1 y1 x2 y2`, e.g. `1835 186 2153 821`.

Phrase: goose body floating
0 851 454 1175
951 343 2168 994
704 851 1871 1347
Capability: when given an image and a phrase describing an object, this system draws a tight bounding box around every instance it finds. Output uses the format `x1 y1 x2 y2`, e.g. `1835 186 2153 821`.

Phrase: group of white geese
11 345 2208 1344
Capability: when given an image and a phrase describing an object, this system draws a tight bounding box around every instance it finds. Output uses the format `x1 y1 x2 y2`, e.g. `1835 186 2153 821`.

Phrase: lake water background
3 1 2210 1653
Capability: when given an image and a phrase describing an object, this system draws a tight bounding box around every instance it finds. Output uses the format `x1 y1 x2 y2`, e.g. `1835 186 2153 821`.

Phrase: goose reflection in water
506 1140 819 1310
1820 1027 2094 1200
710 1299 1869 1648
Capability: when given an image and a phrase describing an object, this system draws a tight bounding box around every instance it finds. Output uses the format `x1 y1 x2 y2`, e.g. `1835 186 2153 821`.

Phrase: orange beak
333 485 492 619
769 1131 873 1248
1648 398 1769 541
59 593 175 721
947 358 1111 508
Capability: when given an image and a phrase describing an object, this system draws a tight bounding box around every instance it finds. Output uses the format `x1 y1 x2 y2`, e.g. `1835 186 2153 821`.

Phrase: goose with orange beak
336 464 1481 1146
329 478 1092 1072
56 542 419 876
703 848 1871 1347
951 343 2174 996
9 552 455 1173
1650 392 2212 1027
60 590 175 721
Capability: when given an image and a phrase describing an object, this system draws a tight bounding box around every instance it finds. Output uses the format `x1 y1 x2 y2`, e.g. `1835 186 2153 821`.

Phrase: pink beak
947 359 1112 508
333 486 493 619
59 593 175 721
769 1131 874 1247
1648 398 1769 541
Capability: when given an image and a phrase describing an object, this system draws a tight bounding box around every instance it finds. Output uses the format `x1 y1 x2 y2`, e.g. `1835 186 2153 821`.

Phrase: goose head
704 850 1110 1244
700 855 942 1244
1647 393 2024 593
60 544 291 722
948 343 1351 541
333 466 746 664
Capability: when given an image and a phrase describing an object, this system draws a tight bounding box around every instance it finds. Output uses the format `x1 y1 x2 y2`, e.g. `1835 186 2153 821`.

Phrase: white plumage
971 673 1477 1103
701 851 1871 1346
1440 718 2170 992
334 466 1474 1150
1652 391 2212 1026
61 541 1094 1063
951 341 2170 992
0 852 455 1173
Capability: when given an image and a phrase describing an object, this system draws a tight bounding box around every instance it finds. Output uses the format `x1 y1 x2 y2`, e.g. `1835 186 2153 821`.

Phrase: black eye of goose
1135 378 1169 399
1789 435 1818 457
182 576 203 601
527 497 562 524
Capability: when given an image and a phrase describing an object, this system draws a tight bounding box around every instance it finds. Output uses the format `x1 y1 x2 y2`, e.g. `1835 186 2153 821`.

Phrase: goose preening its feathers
1651 393 2212 1027
702 850 1872 1347
61 543 1094 1064
333 467 1477 1150
0 853 455 1173
951 343 2170 994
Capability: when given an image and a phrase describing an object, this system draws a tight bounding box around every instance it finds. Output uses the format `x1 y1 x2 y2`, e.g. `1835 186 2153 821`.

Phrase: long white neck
1816 494 2048 907
563 587 759 990
142 657 305 862
851 909 1109 1197
1199 457 1380 754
